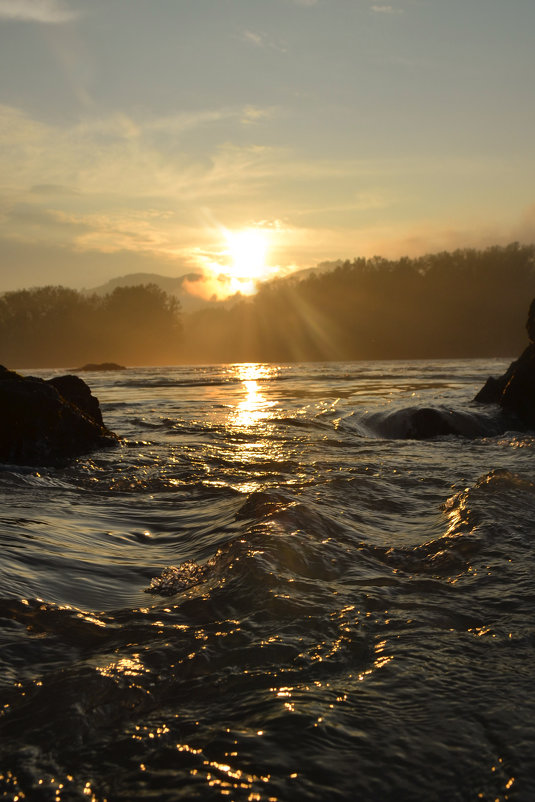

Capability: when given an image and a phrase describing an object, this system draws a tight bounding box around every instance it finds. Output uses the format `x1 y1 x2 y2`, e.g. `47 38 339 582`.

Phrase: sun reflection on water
96 654 148 681
230 364 278 429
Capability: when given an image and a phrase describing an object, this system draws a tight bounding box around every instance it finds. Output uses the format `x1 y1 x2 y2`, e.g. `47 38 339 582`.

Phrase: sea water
0 359 534 801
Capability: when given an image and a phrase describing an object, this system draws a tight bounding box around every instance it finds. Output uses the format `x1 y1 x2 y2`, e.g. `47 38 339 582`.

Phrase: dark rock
474 374 508 404
365 405 492 440
49 374 104 426
406 407 459 439
527 298 535 343
475 300 535 427
75 362 126 372
0 365 118 466
500 344 535 425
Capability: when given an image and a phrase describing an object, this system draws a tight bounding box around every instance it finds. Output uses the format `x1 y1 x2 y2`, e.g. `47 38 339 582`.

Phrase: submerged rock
475 299 535 427
0 365 118 466
363 405 493 440
404 407 462 439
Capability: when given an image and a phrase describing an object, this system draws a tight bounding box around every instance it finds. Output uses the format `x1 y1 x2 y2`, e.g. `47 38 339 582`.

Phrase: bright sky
1 0 534 294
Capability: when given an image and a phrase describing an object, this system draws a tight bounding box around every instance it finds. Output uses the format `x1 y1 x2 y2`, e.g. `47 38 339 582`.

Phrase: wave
121 376 243 389
343 404 506 440
143 467 535 601
359 469 535 581
116 373 295 390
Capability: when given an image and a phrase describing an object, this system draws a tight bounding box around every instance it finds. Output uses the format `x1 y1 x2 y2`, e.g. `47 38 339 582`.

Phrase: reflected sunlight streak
231 364 278 429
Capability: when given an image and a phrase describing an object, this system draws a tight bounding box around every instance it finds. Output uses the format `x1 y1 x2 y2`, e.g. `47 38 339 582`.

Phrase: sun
225 228 270 285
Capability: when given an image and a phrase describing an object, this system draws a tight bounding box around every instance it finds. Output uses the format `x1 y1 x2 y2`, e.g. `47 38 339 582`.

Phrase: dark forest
1 243 534 368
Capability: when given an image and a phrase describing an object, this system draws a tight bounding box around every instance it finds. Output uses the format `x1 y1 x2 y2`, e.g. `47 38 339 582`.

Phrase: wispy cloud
240 106 276 125
0 104 282 260
0 102 526 287
242 29 264 47
241 29 286 52
371 5 404 14
0 0 78 24
30 183 80 196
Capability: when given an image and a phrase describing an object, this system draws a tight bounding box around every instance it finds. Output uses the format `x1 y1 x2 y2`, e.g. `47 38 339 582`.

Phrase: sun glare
199 225 276 298
225 229 269 286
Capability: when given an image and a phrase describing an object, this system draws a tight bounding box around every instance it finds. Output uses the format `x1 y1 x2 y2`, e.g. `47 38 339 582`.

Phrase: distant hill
86 271 201 295
84 262 341 313
275 260 343 283
85 271 211 312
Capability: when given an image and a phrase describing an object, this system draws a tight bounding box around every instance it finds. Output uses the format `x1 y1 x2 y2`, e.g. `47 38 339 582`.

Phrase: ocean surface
1 359 534 801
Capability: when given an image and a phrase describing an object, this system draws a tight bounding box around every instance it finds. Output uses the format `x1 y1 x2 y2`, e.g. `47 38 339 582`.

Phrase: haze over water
1 359 533 800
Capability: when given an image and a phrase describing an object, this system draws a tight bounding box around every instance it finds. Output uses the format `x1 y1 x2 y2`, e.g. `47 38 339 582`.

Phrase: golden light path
232 363 278 429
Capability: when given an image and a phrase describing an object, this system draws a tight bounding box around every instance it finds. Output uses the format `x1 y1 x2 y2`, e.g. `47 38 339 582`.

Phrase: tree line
1 243 534 368
0 284 182 368
183 242 535 363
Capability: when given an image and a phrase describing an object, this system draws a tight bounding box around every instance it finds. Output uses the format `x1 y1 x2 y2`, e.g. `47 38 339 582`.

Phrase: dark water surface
1 359 534 801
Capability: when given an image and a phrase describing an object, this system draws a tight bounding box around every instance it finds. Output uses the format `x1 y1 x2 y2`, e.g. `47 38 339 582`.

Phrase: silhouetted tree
2 244 534 367
0 284 182 368
181 242 535 363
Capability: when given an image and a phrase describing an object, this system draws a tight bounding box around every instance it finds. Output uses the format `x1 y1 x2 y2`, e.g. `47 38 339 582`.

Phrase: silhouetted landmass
475 297 535 426
75 362 126 372
182 243 535 363
86 271 209 312
0 365 117 465
1 243 534 367
0 284 182 368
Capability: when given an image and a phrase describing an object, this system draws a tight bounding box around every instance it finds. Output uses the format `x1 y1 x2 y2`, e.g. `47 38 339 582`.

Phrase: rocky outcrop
475 299 535 427
75 362 126 372
0 366 118 466
48 374 104 426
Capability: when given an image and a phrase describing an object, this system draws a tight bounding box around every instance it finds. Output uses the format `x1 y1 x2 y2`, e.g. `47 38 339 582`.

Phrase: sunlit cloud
371 5 404 14
240 105 276 125
75 106 275 138
146 109 232 136
241 28 286 52
5 204 91 237
30 183 80 196
1 99 533 300
182 273 235 302
0 104 278 204
242 29 264 47
0 0 77 23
